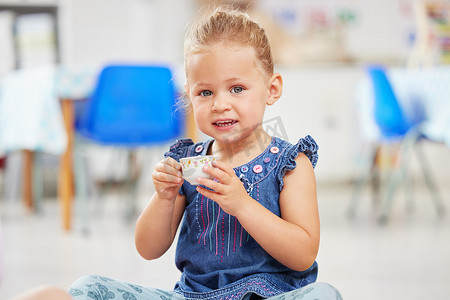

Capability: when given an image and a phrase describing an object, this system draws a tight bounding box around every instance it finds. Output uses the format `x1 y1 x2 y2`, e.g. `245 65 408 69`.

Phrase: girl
10 7 341 300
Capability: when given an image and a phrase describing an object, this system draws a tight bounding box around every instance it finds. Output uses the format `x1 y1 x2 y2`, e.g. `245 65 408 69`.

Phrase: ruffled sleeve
164 138 194 161
276 135 319 192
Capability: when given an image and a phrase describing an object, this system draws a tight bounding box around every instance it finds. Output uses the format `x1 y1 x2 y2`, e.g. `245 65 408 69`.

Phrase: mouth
213 120 238 128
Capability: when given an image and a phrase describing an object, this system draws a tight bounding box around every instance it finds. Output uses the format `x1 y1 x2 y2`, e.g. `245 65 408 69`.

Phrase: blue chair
347 65 444 223
74 65 184 231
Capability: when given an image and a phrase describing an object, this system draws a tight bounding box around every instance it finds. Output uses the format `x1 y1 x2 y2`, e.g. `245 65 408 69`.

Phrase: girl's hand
196 160 251 216
152 157 183 201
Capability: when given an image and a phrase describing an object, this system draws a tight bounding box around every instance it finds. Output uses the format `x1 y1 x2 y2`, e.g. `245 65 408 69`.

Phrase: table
0 65 197 230
0 66 68 210
54 65 99 230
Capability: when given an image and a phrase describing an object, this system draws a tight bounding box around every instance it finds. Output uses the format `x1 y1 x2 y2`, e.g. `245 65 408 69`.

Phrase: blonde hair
184 6 274 78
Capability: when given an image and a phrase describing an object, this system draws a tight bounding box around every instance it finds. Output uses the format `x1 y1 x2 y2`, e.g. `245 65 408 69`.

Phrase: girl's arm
135 157 186 260
196 153 319 271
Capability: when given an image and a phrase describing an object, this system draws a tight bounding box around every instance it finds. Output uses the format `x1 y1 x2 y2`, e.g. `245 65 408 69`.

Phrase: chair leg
370 153 381 210
403 170 415 214
378 131 418 224
125 150 139 220
347 144 379 219
414 142 445 217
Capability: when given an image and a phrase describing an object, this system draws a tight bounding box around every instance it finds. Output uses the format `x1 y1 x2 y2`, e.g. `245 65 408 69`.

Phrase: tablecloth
0 65 99 156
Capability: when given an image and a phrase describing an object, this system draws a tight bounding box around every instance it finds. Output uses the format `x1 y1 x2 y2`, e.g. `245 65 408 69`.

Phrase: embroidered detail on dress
218 280 277 300
256 183 260 202
194 174 263 261
195 192 251 261
198 194 207 244
239 174 253 194
195 193 202 242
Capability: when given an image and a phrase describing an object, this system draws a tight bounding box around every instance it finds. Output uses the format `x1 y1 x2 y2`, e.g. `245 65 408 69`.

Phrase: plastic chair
74 65 184 232
347 65 444 223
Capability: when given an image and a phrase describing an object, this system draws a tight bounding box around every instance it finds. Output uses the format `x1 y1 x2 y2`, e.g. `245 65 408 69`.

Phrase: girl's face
185 44 281 147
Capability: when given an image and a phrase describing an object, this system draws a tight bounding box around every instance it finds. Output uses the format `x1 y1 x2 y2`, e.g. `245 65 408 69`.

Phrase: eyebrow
225 77 242 84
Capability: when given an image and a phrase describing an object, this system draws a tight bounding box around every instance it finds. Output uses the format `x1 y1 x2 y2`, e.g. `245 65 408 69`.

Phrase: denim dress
164 136 319 300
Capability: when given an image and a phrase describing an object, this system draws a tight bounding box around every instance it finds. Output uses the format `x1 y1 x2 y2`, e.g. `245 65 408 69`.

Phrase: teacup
180 155 218 185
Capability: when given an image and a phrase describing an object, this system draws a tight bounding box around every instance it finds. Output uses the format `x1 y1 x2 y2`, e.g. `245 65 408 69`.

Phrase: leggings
68 275 342 300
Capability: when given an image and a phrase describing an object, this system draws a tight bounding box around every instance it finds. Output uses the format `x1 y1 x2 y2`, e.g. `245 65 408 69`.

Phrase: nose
212 94 231 112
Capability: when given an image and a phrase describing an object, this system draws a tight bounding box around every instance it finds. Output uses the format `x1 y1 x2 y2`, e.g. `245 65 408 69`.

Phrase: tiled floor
1 179 449 300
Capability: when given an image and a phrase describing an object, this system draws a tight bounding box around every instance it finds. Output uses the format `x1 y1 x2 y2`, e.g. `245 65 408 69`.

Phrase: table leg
58 99 75 230
22 150 34 210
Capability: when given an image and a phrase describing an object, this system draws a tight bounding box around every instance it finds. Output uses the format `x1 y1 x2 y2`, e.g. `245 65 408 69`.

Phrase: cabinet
0 2 59 69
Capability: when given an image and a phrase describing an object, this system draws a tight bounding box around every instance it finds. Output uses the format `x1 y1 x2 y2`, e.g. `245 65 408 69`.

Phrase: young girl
10 7 341 300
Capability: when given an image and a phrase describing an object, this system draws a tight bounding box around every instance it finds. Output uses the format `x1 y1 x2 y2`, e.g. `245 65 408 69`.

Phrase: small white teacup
180 155 218 185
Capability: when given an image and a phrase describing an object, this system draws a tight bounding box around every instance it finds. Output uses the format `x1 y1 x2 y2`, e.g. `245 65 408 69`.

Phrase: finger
163 157 182 171
156 160 182 177
202 165 229 184
152 169 183 184
196 177 223 193
196 185 220 201
211 160 235 176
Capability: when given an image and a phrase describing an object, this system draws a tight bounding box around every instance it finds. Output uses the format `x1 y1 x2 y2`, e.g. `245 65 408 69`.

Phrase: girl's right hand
152 157 183 201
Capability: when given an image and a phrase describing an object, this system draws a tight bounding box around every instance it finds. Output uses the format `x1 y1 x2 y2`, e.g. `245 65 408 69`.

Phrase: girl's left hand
196 160 250 217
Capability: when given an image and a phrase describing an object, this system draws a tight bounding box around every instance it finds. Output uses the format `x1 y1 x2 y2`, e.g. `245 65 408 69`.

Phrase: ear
184 83 190 96
266 73 282 106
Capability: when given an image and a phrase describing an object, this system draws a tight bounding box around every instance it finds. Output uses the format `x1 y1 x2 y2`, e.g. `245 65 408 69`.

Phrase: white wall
265 66 365 181
58 0 196 66
344 0 414 63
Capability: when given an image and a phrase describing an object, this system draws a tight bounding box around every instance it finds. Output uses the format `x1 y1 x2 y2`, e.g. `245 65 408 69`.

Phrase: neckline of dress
202 137 276 170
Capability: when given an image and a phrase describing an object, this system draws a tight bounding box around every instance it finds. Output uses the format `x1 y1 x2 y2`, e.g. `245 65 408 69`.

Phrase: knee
69 275 96 288
68 275 116 299
68 275 102 296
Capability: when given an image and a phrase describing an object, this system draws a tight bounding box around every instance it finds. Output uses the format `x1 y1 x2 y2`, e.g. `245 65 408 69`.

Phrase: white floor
1 179 450 300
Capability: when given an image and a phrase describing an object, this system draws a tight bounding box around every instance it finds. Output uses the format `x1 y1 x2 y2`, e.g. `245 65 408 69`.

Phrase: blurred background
0 0 449 299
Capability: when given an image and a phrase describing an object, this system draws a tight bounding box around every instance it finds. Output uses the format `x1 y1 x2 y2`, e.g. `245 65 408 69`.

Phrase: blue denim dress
164 135 319 300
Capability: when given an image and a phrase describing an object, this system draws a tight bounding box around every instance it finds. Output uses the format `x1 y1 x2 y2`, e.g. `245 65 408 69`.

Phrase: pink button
263 157 270 163
270 146 279 154
253 165 263 174
195 145 203 153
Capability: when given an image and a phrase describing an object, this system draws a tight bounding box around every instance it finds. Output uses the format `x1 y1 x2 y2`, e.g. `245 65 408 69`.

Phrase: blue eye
200 90 212 97
231 86 244 94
